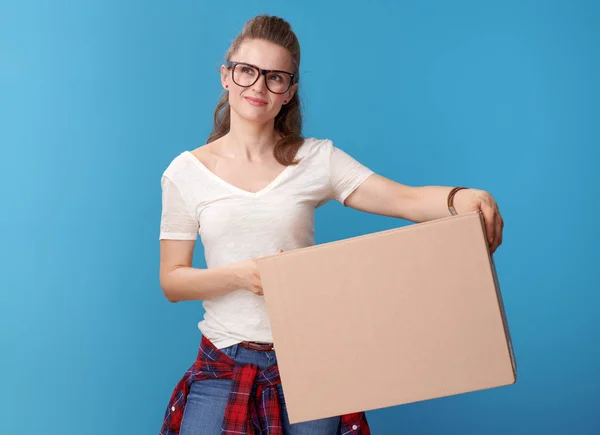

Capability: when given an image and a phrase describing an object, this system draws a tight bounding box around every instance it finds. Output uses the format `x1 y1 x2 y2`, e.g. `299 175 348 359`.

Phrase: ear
284 83 298 104
220 65 229 90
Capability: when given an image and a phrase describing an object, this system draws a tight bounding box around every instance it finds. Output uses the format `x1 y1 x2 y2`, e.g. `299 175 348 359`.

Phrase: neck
223 110 279 161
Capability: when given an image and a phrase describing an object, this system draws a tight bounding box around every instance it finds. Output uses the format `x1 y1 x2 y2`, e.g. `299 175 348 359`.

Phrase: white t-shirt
159 137 374 348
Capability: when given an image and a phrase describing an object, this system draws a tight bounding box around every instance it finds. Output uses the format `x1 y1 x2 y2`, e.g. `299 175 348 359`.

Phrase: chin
232 104 277 125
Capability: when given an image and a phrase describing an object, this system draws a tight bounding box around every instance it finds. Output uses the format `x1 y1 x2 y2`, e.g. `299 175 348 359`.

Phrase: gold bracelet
447 186 468 216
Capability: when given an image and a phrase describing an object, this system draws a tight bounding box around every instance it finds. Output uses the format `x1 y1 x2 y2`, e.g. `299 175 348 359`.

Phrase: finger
489 215 499 253
480 202 495 245
255 277 263 294
278 249 284 253
496 209 504 248
494 211 503 250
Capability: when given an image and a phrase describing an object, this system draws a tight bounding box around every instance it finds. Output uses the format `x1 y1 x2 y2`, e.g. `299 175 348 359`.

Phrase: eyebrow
229 61 294 75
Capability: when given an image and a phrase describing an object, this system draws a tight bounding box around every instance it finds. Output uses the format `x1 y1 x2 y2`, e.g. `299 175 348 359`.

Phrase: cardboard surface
257 211 516 424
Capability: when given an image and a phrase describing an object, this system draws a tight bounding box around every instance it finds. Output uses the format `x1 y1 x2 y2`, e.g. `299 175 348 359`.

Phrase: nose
251 73 268 94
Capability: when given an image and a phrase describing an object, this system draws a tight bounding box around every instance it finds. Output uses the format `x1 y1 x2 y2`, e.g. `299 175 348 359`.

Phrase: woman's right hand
231 249 283 296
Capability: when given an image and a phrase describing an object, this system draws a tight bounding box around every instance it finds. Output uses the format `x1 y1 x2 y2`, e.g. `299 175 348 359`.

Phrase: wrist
226 264 246 289
447 186 468 215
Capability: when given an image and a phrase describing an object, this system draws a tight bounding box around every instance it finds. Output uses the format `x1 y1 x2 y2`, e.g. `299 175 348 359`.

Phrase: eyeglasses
226 61 297 94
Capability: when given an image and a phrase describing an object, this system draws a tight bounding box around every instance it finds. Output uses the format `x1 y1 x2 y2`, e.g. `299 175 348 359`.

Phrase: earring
284 99 287 104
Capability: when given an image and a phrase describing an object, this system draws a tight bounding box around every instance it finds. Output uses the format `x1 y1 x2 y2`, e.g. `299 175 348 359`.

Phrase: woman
158 14 504 435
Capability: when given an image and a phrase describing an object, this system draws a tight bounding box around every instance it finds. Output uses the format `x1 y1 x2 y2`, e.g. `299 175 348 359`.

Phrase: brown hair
206 15 303 166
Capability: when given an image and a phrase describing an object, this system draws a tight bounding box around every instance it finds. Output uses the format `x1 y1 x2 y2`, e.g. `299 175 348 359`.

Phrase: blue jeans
179 342 341 435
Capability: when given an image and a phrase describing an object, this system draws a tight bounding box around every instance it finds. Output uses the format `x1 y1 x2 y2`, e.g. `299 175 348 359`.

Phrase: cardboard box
257 210 516 424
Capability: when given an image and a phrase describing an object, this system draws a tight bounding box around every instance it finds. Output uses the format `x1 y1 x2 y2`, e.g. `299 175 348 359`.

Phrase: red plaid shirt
159 335 370 434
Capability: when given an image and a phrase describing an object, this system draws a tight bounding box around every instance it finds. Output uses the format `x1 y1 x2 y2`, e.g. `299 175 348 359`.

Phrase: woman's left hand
453 189 504 254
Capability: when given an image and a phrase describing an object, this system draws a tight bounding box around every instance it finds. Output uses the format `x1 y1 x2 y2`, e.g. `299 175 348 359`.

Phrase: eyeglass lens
232 64 291 94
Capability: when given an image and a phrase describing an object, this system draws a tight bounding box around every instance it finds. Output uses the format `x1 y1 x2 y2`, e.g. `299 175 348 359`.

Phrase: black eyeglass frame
225 61 298 94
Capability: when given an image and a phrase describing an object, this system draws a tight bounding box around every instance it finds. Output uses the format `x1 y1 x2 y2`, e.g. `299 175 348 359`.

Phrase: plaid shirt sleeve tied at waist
159 335 370 435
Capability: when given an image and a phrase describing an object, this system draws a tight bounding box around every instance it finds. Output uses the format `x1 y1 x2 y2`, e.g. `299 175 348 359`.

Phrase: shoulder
297 137 334 160
161 146 206 183
161 152 186 185
298 137 360 168
300 137 333 149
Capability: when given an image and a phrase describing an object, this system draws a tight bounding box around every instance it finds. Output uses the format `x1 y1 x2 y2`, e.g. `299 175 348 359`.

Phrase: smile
244 97 268 107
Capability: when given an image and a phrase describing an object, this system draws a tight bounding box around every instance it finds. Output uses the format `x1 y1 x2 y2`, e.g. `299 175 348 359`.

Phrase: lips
244 96 268 106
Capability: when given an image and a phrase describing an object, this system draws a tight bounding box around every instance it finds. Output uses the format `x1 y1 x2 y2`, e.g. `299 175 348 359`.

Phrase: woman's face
221 39 297 125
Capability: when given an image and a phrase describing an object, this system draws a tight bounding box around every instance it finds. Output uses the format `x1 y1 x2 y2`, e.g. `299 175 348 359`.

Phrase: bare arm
344 173 504 253
342 174 454 222
159 239 262 303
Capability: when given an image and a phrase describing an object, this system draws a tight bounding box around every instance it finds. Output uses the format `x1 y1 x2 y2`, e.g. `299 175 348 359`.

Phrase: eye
268 73 284 82
240 66 255 75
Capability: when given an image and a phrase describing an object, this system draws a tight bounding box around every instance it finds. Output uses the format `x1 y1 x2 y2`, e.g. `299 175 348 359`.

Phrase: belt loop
230 343 239 358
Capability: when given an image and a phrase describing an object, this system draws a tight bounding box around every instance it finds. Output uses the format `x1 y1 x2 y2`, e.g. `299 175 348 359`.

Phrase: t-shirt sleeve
159 174 199 240
328 141 375 204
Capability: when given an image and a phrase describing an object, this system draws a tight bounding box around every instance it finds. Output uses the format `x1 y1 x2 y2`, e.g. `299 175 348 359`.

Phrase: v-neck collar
183 144 304 197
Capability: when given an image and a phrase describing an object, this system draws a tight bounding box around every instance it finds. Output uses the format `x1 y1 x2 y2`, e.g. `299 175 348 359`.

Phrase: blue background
1 0 598 434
